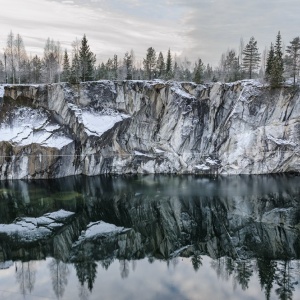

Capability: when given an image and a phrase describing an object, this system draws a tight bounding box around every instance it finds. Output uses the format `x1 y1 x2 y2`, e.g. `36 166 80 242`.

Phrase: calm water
0 174 300 300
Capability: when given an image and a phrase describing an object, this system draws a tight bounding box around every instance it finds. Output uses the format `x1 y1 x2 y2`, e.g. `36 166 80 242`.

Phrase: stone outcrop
1 80 300 179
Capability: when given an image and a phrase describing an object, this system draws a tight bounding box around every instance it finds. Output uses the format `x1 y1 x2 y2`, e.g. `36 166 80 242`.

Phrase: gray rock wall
1 80 300 179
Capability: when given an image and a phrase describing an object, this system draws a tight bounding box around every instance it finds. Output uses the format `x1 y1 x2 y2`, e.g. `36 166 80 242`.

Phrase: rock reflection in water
0 174 300 299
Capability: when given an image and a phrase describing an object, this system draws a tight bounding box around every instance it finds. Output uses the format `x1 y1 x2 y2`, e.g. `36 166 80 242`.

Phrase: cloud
0 0 187 63
166 0 300 65
0 0 299 67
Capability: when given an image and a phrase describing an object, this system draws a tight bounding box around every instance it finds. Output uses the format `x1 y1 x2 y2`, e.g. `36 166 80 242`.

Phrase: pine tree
70 52 80 83
193 59 204 84
79 34 96 82
95 62 107 80
224 50 240 82
165 48 173 79
156 52 165 78
285 36 300 85
204 63 213 81
123 52 133 80
106 58 114 80
113 54 118 80
143 47 156 80
31 55 42 83
265 43 274 81
0 60 4 83
62 50 70 82
173 59 181 81
270 31 284 87
242 36 260 79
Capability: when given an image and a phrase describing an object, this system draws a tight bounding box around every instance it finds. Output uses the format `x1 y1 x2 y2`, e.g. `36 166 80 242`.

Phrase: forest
0 30 299 87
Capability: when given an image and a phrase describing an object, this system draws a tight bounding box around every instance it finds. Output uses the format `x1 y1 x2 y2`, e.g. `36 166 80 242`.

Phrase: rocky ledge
0 80 300 179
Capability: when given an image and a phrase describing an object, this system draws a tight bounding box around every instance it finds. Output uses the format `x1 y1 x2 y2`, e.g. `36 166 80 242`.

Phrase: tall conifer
270 31 284 87
79 34 96 82
242 36 260 79
166 49 173 79
285 36 300 85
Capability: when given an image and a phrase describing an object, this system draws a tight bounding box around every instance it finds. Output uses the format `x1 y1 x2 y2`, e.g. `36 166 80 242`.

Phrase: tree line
0 30 299 86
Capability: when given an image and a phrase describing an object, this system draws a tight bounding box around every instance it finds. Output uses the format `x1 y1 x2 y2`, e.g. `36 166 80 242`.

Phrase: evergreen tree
270 31 284 88
165 48 173 79
62 50 70 82
31 55 42 83
95 62 107 80
106 58 114 80
0 60 4 83
113 54 118 80
123 52 133 80
224 49 240 82
204 63 213 81
173 59 181 81
181 57 192 81
193 59 204 84
265 43 275 81
156 52 165 78
70 52 80 83
242 36 260 79
143 47 156 80
285 36 300 85
79 34 96 82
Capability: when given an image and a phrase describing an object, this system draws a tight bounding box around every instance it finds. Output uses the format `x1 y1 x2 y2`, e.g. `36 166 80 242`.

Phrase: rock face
1 80 300 179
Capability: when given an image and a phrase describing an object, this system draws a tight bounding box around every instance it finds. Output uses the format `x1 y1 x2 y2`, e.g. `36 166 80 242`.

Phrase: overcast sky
0 0 300 66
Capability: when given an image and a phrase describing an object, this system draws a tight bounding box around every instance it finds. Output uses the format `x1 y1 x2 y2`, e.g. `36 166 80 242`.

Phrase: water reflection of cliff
0 174 300 298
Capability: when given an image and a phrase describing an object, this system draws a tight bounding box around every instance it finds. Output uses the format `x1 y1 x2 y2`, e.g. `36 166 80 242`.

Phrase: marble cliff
0 80 300 179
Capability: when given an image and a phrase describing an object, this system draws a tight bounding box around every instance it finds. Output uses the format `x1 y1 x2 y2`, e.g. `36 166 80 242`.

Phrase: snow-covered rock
1 80 300 179
0 85 4 99
79 220 128 239
0 209 75 242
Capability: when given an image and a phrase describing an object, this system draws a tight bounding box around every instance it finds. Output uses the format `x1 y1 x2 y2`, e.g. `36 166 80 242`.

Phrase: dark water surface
0 174 300 300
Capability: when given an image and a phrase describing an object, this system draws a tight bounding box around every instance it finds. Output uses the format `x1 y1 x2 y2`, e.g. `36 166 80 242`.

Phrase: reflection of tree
48 258 70 299
257 259 276 300
275 260 296 300
211 257 234 281
132 260 137 272
15 261 36 296
100 258 113 270
75 260 97 291
148 256 155 264
78 283 90 300
234 260 253 290
119 259 129 279
191 254 202 272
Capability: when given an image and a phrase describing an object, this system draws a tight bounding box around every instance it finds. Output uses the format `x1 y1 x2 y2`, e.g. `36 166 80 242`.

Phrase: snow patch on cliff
0 85 4 98
79 221 128 240
171 82 195 100
82 109 130 136
0 107 73 149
